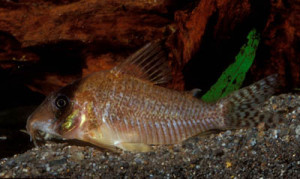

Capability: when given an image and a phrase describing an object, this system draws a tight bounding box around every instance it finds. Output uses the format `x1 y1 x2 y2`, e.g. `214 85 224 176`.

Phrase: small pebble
282 135 290 142
295 125 300 135
249 138 257 146
0 172 5 177
70 152 85 162
272 104 278 110
272 130 279 139
45 164 50 172
0 136 7 140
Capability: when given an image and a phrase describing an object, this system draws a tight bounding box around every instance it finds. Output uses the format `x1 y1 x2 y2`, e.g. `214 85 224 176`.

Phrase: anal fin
115 142 152 152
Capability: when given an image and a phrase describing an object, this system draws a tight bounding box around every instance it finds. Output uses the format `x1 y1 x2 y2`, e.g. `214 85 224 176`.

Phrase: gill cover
26 80 81 145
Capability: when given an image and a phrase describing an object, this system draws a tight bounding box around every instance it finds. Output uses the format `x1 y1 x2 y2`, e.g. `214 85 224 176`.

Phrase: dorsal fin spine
112 40 172 85
144 52 165 75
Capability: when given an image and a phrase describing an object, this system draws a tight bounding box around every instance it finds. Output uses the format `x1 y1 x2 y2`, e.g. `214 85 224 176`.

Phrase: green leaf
201 29 260 102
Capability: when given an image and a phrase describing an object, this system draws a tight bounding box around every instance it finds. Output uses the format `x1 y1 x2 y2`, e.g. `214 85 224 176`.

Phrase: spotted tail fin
221 74 283 129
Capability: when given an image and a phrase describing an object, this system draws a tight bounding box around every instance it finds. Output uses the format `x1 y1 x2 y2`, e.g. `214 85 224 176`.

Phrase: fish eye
55 95 69 109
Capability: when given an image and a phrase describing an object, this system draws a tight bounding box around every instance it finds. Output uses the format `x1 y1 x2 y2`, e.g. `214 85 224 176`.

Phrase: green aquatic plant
201 29 260 102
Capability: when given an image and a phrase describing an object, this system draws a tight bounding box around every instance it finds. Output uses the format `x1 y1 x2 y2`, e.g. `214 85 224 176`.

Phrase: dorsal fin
190 88 202 98
112 40 172 84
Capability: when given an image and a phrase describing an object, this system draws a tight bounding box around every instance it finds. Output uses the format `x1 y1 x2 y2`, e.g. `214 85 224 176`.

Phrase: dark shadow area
0 39 88 111
183 0 271 92
0 70 44 110
0 40 87 158
47 0 81 5
0 106 36 158
28 40 85 76
183 10 223 93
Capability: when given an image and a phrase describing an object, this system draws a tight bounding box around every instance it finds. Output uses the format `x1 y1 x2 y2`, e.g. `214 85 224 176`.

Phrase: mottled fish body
26 41 282 152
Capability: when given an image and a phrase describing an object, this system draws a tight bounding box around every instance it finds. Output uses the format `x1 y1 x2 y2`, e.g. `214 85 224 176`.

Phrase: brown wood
0 0 298 95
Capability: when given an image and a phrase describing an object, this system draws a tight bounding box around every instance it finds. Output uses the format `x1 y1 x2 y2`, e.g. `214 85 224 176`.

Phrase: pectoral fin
115 142 152 152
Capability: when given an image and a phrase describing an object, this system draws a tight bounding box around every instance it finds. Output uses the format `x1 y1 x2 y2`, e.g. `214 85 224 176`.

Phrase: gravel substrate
0 94 299 178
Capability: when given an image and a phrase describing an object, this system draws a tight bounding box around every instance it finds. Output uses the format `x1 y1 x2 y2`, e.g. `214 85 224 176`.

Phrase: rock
249 138 257 146
70 151 85 162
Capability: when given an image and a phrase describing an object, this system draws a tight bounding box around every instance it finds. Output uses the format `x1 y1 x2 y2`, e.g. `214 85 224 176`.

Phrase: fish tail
219 74 283 129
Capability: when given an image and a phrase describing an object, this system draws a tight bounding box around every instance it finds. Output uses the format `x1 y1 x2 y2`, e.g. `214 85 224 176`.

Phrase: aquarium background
0 0 299 174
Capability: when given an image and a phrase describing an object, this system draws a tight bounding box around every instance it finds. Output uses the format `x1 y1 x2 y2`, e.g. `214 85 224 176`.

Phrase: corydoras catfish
26 41 282 152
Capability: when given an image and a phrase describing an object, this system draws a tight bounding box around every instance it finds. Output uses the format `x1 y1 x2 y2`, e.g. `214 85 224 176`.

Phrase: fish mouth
29 128 63 146
34 130 62 141
26 115 63 146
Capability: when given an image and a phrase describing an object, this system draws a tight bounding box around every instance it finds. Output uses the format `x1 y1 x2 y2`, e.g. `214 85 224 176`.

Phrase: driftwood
0 0 298 95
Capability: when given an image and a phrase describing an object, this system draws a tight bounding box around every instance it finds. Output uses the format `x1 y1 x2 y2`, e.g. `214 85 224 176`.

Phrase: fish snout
26 113 35 140
26 105 60 144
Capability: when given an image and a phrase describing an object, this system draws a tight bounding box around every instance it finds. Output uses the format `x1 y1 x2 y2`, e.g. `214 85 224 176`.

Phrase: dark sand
0 94 299 178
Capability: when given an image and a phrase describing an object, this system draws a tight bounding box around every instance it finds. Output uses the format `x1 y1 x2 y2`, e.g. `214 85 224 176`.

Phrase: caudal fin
221 74 283 129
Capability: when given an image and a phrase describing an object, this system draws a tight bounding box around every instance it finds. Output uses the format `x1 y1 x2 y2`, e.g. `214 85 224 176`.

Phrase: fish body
26 41 281 152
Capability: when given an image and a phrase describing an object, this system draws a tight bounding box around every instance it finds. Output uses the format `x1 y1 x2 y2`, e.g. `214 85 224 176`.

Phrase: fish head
26 80 86 145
